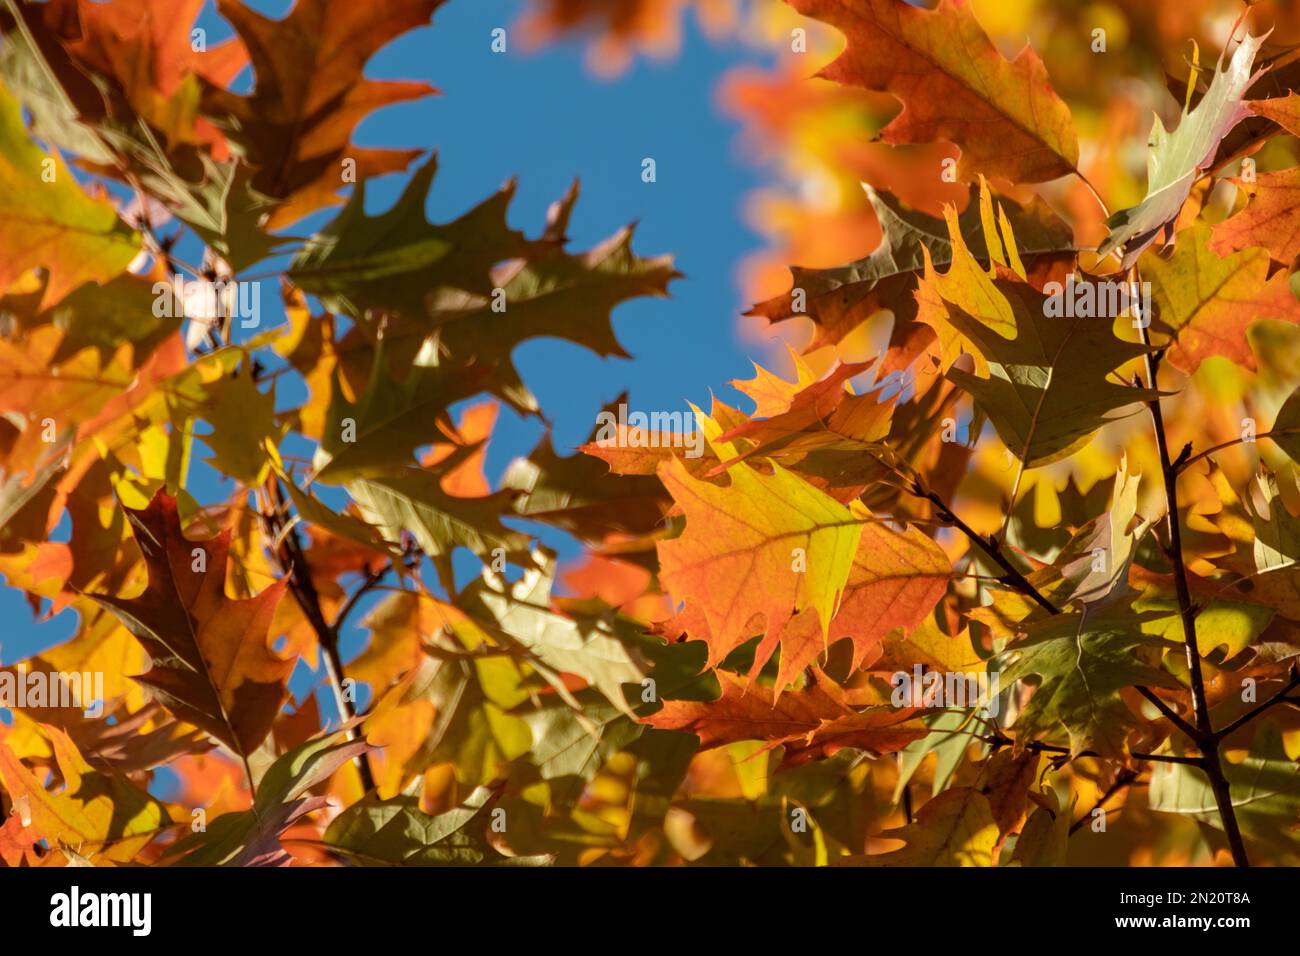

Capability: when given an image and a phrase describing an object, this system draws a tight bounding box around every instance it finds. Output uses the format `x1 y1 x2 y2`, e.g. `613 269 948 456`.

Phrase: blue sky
2 0 781 716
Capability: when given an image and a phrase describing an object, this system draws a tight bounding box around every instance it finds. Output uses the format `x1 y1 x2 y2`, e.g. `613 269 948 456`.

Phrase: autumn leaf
1148 721 1300 862
311 335 488 484
349 468 530 562
2 0 1300 875
787 0 1078 183
748 183 1074 351
657 456 863 668
0 723 170 863
1206 93 1300 266
199 365 284 484
997 603 1181 757
288 155 536 327
458 553 648 717
919 224 1156 466
1145 222 1300 373
0 82 139 308
643 670 926 768
324 785 551 866
89 489 292 759
201 0 442 227
840 787 998 866
753 520 951 690
1098 33 1262 268
165 729 372 866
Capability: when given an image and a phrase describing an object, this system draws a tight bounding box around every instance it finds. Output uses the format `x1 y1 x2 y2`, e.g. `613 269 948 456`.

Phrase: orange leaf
788 0 1078 183
643 671 925 767
202 0 443 227
657 456 862 669
89 489 292 758
1209 168 1300 267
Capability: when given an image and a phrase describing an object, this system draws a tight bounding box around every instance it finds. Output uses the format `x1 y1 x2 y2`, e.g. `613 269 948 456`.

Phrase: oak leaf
656 456 862 668
643 671 926 768
201 0 442 227
1146 222 1300 373
89 489 293 758
0 723 170 863
997 603 1180 757
0 83 139 308
748 182 1073 350
787 0 1079 183
839 787 998 867
1098 34 1262 268
920 252 1156 466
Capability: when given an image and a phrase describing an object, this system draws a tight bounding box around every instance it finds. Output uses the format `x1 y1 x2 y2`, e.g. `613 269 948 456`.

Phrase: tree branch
1135 686 1202 743
259 479 377 794
1175 427 1300 475
910 480 1060 615
1213 664 1300 742
1137 323 1251 867
983 734 1200 766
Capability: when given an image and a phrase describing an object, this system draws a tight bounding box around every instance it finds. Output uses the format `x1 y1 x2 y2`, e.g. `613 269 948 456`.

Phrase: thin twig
1070 769 1139 835
1213 665 1300 742
1175 428 1300 474
909 480 1060 615
983 734 1200 766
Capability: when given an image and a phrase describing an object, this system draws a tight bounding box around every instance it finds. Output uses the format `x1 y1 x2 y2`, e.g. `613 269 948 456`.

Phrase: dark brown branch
334 563 392 633
910 480 1060 615
1135 686 1202 743
1213 664 1300 742
1137 328 1251 867
259 480 377 794
983 734 1200 766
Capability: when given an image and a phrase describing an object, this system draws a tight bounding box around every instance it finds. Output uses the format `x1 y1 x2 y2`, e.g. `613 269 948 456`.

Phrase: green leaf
199 365 284 484
348 468 529 560
289 155 534 324
427 180 680 411
461 553 648 717
323 785 551 866
166 730 371 866
518 695 642 804
1098 34 1263 268
311 335 486 483
998 604 1180 757
1149 722 1300 862
935 284 1157 467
